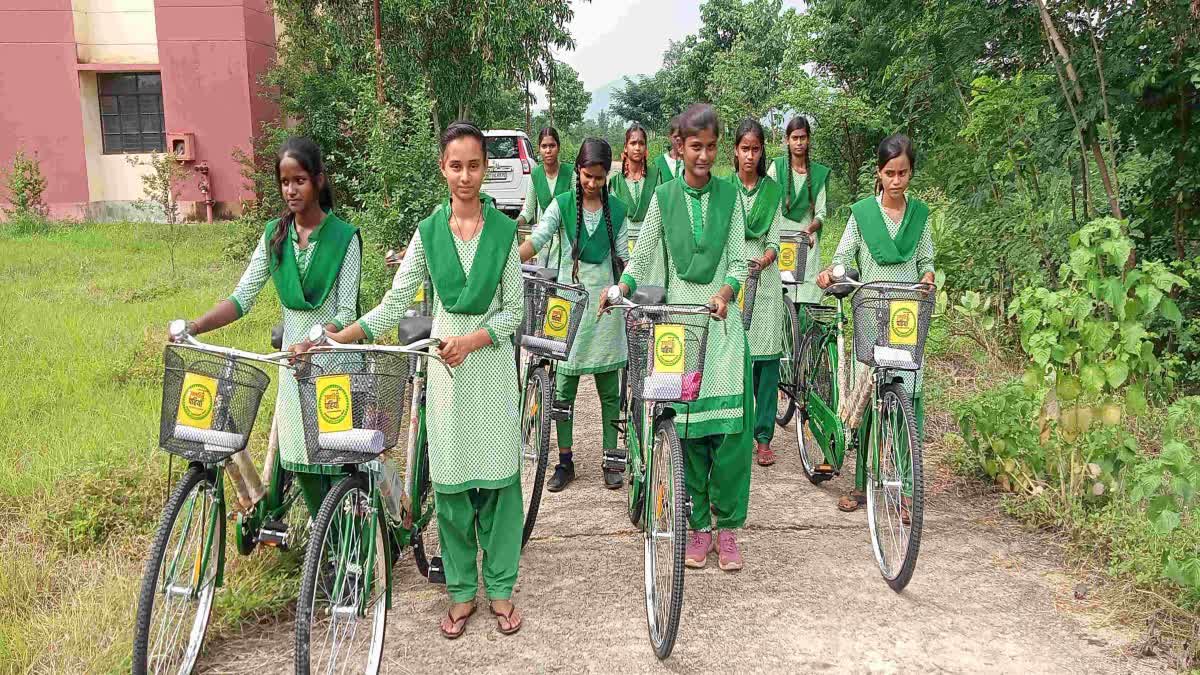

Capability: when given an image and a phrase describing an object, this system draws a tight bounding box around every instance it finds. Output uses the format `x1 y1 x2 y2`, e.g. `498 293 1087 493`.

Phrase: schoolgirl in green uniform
518 128 574 242
817 133 936 514
602 103 753 572
650 116 684 182
519 138 631 491
767 116 829 306
184 136 360 519
307 122 526 638
609 123 661 247
728 119 786 467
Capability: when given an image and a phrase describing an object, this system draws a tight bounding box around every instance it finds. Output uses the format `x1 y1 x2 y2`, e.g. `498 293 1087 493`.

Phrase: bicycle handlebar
167 319 295 369
822 264 935 296
304 324 453 378
600 285 717 316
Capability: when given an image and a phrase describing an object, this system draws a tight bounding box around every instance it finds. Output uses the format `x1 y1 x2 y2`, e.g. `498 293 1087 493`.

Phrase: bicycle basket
296 350 409 465
625 306 711 402
778 232 810 286
521 277 589 361
851 282 935 371
160 345 271 463
740 265 763 332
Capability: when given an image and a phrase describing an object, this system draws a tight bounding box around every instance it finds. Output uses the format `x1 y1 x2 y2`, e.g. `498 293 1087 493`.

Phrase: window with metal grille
98 72 165 154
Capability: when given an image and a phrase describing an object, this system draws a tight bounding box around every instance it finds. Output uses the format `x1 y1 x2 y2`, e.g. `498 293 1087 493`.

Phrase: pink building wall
0 1 91 219
0 0 277 220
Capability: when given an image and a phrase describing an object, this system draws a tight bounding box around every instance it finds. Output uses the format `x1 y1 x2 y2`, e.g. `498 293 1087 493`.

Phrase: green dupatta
556 191 628 264
728 175 782 240
773 157 830 223
651 153 680 184
850 195 930 265
610 162 659 222
417 199 518 314
532 162 574 212
656 177 735 284
266 211 360 311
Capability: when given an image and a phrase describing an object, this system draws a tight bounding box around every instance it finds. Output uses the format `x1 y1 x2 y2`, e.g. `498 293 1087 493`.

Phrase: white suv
483 130 536 217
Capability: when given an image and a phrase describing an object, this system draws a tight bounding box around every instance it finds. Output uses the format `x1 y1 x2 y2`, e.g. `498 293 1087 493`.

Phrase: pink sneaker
685 531 712 568
716 530 743 571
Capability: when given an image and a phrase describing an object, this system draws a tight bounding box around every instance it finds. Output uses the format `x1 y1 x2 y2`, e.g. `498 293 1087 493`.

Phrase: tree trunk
373 0 384 104
524 78 532 134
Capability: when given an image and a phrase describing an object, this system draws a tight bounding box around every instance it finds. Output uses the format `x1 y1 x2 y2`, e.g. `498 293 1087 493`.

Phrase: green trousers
555 369 621 450
752 359 780 444
854 391 924 492
683 346 753 531
435 480 523 603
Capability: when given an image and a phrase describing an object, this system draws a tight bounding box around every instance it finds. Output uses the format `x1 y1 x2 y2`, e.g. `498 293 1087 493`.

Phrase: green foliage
3 149 50 227
543 60 591 132
128 153 192 275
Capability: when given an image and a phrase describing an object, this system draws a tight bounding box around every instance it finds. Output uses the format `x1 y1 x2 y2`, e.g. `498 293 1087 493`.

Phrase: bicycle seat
632 285 666 305
271 323 284 350
397 316 433 346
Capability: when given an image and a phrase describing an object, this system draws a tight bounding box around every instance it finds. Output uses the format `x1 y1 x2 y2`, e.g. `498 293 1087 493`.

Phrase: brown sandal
439 604 476 640
490 602 523 635
837 490 866 513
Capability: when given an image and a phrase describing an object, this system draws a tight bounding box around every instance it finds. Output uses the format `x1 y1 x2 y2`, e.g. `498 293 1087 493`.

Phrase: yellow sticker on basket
316 374 353 433
414 284 425 303
889 300 919 346
779 242 798 272
653 324 685 374
176 372 217 429
543 296 572 339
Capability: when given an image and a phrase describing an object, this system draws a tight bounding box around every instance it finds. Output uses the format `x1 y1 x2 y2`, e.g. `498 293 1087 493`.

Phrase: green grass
0 221 299 673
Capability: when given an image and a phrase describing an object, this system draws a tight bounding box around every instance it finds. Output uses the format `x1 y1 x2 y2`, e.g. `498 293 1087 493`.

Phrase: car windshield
486 137 519 160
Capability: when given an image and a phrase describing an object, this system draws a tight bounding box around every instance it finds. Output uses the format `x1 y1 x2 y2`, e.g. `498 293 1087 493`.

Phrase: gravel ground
199 378 1168 674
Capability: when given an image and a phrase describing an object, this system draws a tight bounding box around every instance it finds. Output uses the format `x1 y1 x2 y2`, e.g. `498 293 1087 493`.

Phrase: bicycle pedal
549 401 573 421
602 450 628 472
257 523 289 549
428 556 446 585
816 464 834 473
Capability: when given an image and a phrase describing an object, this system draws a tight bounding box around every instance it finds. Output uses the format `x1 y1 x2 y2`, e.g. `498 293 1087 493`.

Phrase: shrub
3 149 50 225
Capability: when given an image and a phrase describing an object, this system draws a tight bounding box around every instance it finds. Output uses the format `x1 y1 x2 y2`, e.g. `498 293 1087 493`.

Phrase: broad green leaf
1127 382 1147 414
1159 298 1183 326
1056 374 1081 401
1022 366 1043 390
1154 508 1181 534
1103 360 1129 389
1100 239 1132 269
1081 363 1106 394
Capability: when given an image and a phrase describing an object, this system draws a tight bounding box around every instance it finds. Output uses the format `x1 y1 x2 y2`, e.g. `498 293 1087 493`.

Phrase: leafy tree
546 60 591 131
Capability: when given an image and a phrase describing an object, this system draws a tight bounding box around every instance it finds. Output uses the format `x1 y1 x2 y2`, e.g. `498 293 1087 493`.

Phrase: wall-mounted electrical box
167 132 196 161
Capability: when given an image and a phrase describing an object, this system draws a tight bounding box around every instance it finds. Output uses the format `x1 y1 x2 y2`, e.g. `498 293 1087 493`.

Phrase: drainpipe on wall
195 162 214 223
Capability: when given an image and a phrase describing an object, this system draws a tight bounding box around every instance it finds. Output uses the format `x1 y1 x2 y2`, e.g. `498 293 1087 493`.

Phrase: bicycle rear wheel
411 438 443 583
776 299 801 426
866 383 924 592
797 334 834 484
295 473 387 675
643 416 686 660
519 365 551 548
133 465 223 675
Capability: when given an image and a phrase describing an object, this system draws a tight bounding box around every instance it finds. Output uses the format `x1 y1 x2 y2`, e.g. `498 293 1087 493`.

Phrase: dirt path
200 379 1166 674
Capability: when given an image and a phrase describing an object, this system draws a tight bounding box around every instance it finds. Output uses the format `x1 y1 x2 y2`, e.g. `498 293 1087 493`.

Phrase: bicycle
292 322 451 673
793 264 934 591
603 285 714 660
773 231 811 428
516 263 589 547
133 321 307 674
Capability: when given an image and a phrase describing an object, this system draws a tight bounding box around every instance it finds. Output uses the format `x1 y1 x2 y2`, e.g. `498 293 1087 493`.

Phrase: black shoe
603 468 623 490
547 463 575 492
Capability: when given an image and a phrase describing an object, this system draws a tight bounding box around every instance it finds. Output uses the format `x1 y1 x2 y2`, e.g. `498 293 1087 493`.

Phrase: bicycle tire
626 395 646 528
519 365 552 548
776 300 801 426
133 465 223 675
411 433 442 582
866 382 924 592
797 335 834 484
644 416 686 660
295 472 387 675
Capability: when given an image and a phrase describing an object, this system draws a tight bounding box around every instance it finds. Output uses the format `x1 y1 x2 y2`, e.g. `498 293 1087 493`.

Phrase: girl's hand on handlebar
708 293 729 321
288 340 316 362
816 269 834 289
598 283 627 316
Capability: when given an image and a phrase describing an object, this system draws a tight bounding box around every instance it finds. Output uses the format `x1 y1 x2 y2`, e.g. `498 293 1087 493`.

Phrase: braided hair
270 136 334 265
570 138 616 284
782 116 815 221
621 123 648 179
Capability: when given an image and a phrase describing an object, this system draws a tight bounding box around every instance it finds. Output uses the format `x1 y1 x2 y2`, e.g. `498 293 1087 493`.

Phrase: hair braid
784 148 793 214
571 177 584 284
601 185 619 281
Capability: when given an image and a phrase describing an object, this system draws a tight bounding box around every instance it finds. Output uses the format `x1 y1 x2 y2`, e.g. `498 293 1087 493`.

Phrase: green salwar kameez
358 200 525 600
620 179 753 531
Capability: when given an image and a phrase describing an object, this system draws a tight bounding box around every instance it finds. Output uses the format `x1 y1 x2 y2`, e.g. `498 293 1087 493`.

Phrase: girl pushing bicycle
816 133 937 514
294 121 526 639
601 103 754 572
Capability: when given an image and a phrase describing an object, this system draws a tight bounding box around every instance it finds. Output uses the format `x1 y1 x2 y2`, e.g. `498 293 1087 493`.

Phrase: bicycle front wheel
797 334 833 484
519 365 552 548
776 299 801 426
866 383 924 592
643 416 686 660
133 465 223 675
295 473 387 675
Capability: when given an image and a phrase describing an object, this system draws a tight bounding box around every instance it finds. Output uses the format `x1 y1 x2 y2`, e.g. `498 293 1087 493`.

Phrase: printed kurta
612 171 647 245
831 194 935 394
529 199 630 375
736 182 785 361
359 225 524 493
518 166 575 269
767 162 827 304
229 221 361 475
622 187 749 438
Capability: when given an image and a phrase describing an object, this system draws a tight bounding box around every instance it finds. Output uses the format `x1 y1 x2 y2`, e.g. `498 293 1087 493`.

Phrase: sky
532 0 808 109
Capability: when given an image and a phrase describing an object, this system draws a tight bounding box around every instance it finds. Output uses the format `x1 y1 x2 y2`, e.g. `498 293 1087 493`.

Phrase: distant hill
585 78 624 120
